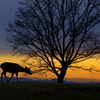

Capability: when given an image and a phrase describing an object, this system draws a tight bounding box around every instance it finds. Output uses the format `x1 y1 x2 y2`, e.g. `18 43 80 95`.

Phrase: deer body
0 62 32 82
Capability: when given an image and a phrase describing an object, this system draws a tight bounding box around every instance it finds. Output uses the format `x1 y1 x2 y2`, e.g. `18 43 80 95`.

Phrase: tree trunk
58 75 64 83
58 63 68 83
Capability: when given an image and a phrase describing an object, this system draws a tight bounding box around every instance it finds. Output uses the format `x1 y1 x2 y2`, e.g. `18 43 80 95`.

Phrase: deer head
25 67 32 75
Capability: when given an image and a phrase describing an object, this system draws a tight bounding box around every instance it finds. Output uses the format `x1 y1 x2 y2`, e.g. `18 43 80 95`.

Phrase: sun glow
0 54 100 80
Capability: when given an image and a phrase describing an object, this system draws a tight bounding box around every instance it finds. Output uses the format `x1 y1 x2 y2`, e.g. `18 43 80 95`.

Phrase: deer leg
8 73 14 82
16 73 19 82
1 72 4 82
1 71 8 82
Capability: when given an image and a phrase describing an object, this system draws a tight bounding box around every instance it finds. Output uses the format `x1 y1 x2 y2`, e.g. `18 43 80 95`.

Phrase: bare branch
6 0 100 83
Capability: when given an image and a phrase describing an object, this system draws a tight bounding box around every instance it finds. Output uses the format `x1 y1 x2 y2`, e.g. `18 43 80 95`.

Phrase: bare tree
7 0 100 83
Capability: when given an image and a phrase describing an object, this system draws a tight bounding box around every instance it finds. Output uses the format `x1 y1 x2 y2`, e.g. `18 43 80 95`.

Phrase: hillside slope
0 82 100 100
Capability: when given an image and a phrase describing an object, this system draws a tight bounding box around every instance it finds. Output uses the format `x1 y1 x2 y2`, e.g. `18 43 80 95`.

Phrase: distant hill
1 77 100 84
0 77 34 82
29 77 100 84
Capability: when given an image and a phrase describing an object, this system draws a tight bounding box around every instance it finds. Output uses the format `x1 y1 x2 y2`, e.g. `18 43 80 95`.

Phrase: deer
0 62 32 82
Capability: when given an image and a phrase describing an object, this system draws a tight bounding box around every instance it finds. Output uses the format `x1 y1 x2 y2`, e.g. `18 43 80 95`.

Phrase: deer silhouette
0 62 32 82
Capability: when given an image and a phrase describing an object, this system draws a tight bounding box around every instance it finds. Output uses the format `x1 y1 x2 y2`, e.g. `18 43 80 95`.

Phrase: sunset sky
1 0 100 81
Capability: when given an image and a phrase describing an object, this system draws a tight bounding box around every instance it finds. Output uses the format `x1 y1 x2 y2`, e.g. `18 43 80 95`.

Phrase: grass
0 82 100 100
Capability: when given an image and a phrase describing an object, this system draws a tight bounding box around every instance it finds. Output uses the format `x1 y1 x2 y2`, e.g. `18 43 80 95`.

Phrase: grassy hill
0 82 100 100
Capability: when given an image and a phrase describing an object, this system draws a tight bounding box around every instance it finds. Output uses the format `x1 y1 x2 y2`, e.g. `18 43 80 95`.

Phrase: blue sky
0 0 19 54
1 0 100 55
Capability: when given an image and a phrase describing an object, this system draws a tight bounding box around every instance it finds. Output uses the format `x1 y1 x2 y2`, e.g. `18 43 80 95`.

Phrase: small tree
7 0 100 83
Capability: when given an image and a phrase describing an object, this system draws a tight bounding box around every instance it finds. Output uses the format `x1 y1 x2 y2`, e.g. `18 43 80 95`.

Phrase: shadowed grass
0 82 100 100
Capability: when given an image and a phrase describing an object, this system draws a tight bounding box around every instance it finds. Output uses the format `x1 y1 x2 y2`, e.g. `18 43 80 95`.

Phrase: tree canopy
7 0 100 83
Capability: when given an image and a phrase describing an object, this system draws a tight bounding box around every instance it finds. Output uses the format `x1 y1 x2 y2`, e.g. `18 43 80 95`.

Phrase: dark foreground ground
0 82 100 100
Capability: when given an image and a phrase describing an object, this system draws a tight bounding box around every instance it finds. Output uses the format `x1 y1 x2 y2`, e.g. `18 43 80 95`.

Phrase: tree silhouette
7 0 100 83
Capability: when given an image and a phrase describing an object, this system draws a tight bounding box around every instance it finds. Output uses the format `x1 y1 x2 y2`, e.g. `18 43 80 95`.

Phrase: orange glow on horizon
0 54 100 80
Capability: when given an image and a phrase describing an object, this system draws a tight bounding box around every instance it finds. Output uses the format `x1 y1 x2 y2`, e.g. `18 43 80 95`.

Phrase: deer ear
25 66 27 68
25 66 29 69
